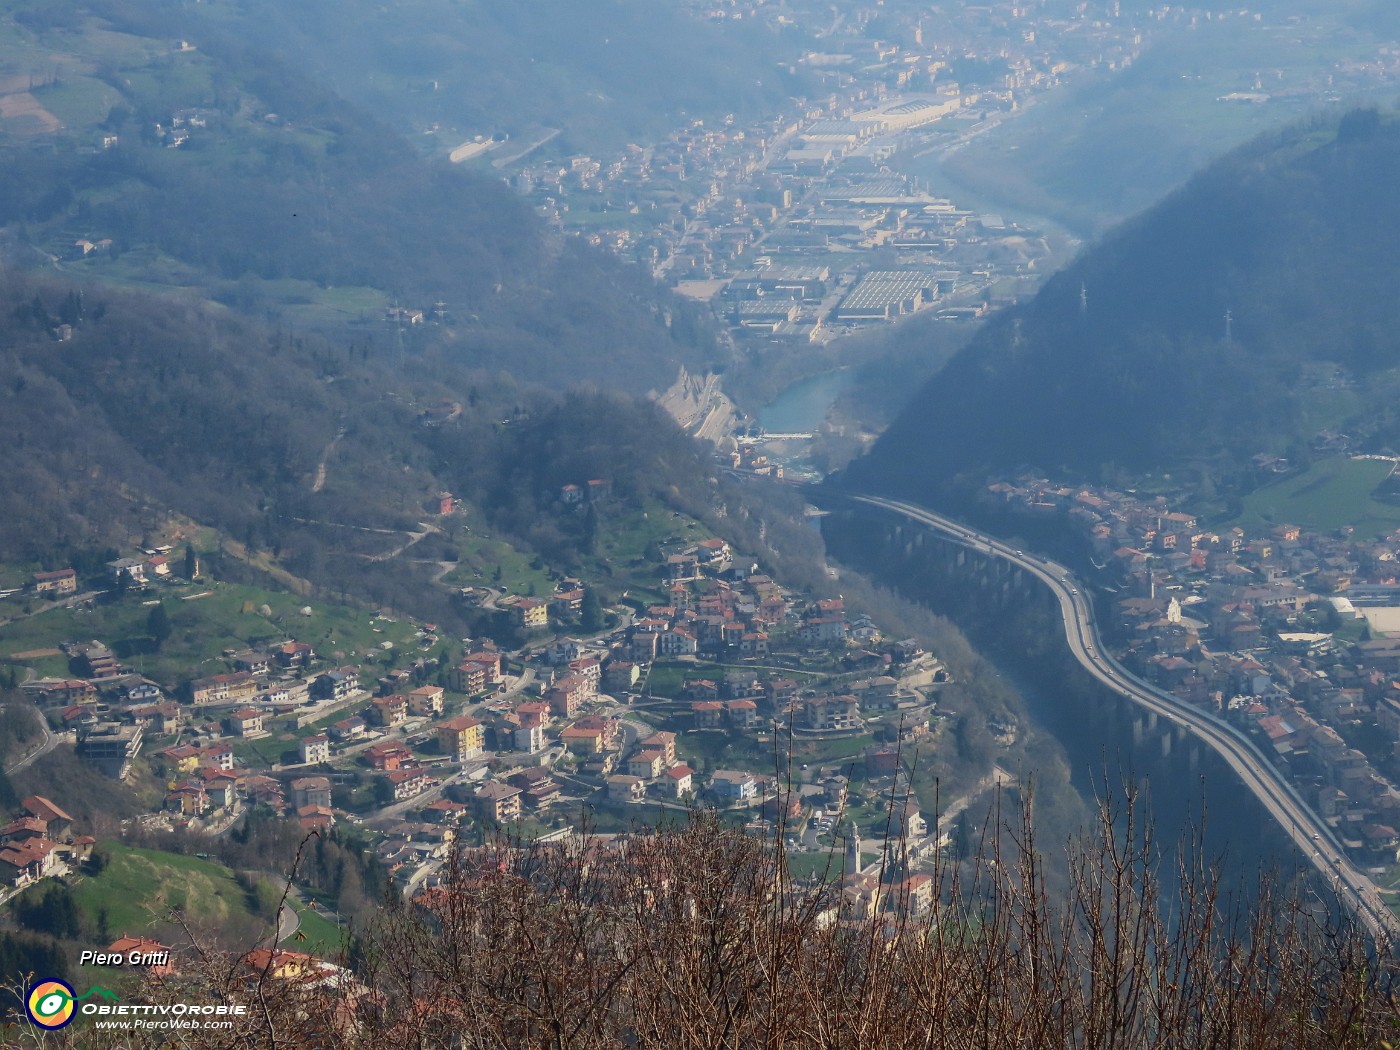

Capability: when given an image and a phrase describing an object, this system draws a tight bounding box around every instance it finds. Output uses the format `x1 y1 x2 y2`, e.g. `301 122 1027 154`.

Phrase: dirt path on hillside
361 522 441 563
310 428 345 493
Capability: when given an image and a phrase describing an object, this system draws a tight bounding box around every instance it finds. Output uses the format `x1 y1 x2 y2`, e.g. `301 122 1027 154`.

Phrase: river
757 369 856 435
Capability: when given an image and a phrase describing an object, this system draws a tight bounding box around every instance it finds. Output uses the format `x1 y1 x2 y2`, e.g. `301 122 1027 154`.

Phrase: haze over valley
2 1 1400 1044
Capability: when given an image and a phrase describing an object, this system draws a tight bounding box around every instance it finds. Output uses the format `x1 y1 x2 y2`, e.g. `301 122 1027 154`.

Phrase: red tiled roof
21 796 72 825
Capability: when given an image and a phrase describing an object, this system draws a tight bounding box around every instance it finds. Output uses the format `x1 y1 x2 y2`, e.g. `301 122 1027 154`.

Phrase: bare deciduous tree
8 788 1397 1049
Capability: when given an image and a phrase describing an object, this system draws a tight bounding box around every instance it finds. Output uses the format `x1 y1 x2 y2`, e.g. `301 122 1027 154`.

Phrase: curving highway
848 493 1400 945
4 702 57 776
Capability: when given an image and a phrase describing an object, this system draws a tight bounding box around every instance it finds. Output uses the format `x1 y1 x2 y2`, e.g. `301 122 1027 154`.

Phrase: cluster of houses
488 575 596 632
464 725 701 822
9 509 958 898
992 472 1400 861
24 634 351 783
428 541 950 836
684 663 938 737
0 796 94 892
156 740 289 826
621 542 853 664
25 550 182 596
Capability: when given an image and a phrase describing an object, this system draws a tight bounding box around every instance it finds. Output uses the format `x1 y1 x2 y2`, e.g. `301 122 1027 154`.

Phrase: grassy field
787 848 844 883
213 277 390 325
0 559 42 591
69 844 275 946
595 502 711 584
1227 456 1400 535
644 659 826 702
563 210 658 233
119 51 216 119
644 661 721 700
16 843 347 983
285 898 347 958
671 726 872 776
442 530 555 600
441 498 711 606
0 579 435 689
231 736 287 768
674 729 771 772
791 732 875 765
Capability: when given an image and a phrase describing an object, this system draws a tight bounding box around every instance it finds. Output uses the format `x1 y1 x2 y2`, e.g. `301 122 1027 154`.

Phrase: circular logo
26 979 76 1029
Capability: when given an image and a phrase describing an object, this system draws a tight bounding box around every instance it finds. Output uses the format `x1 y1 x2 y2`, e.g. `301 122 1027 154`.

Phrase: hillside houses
312 667 361 702
472 782 522 823
369 694 409 727
500 596 549 630
386 767 439 802
191 672 259 705
0 797 91 890
437 715 484 762
30 568 77 596
995 470 1400 859
614 554 807 672
451 650 503 694
0 481 946 901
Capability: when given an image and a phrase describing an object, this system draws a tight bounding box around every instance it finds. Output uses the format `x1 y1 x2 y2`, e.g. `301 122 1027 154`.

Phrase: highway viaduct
824 491 1400 945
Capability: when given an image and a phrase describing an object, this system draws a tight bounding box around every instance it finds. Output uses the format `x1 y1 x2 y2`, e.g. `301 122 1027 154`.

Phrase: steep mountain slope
0 0 723 395
0 271 733 624
177 0 809 155
935 2 1398 237
0 0 771 639
850 110 1400 500
2 0 806 159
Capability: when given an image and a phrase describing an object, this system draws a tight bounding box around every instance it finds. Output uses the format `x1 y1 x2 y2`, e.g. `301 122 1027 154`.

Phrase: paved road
0 588 105 630
848 493 1400 945
5 702 57 775
367 768 476 830
276 895 300 943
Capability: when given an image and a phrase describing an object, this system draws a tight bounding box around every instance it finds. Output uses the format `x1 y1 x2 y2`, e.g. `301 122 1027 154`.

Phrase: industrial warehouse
834 269 957 322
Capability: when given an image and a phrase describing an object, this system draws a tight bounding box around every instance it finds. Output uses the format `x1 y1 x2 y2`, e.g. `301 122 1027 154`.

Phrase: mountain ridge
849 108 1400 503
0 0 725 396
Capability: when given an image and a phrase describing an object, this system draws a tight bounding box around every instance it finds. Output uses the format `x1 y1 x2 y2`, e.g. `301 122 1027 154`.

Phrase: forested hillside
0 0 775 641
0 0 723 395
0 272 722 619
177 0 809 155
938 1 1400 236
851 109 1400 501
5 0 807 158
